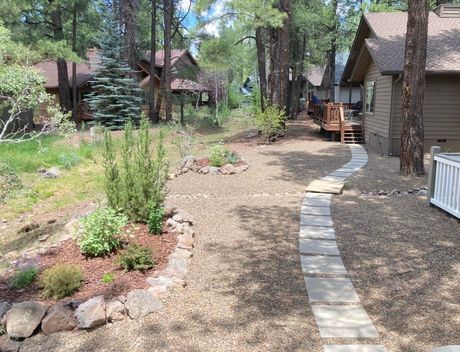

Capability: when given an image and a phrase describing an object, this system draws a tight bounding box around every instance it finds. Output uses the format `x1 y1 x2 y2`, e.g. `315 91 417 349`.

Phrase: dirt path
21 121 351 352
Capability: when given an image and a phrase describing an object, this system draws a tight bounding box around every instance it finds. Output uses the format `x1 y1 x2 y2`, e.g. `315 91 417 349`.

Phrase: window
365 80 376 113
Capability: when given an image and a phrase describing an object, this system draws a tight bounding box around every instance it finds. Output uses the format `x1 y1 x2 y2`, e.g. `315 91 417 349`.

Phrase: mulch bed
0 224 177 305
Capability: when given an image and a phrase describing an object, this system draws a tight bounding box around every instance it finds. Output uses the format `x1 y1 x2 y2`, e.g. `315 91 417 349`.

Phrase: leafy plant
148 204 164 235
10 266 38 289
102 119 169 222
101 272 115 284
254 104 286 142
118 243 155 272
41 264 83 299
79 206 127 257
172 124 195 158
58 152 80 169
208 144 231 167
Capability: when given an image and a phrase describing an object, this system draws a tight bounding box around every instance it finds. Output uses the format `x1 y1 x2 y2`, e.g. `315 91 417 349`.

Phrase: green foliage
41 264 83 299
208 144 238 167
254 104 285 142
101 272 115 284
87 13 142 129
10 266 38 289
58 152 80 170
102 120 169 223
0 162 22 202
228 88 243 109
148 204 164 235
79 206 127 257
118 243 155 272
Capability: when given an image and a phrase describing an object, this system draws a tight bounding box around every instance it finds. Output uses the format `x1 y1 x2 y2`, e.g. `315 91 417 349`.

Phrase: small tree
254 104 285 143
87 12 142 130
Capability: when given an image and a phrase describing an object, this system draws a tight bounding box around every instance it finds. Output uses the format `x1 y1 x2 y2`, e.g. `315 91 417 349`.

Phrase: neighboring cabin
342 4 460 155
34 49 205 122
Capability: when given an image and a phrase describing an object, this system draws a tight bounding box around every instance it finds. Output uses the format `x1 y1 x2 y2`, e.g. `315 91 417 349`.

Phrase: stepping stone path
300 145 387 352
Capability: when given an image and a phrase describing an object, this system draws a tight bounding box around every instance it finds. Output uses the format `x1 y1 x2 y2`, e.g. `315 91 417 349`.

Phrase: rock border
0 206 195 350
172 155 249 178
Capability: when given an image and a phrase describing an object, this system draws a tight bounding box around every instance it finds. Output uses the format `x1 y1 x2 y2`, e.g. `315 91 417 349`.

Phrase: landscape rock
209 166 219 175
42 167 60 178
172 210 194 224
180 156 195 169
220 164 237 175
166 218 180 229
163 205 178 218
237 164 249 172
6 301 47 338
0 336 21 352
41 302 77 335
195 157 209 167
75 295 106 329
0 302 11 324
125 290 162 319
146 276 185 299
64 219 80 236
106 299 126 322
177 233 194 250
246 131 258 139
199 166 210 174
190 164 201 172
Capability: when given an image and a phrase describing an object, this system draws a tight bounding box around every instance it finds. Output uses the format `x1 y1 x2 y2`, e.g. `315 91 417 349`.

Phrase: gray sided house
342 4 460 155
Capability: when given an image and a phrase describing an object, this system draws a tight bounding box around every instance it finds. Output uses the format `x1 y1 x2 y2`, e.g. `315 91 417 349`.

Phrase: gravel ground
333 148 460 351
21 120 350 352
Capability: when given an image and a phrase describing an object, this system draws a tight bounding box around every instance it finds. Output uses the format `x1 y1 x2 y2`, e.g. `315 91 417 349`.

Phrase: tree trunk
329 0 338 102
278 0 290 112
163 0 173 121
400 0 429 176
268 27 281 106
49 1 72 112
71 3 78 122
255 27 267 112
148 0 158 123
122 0 139 69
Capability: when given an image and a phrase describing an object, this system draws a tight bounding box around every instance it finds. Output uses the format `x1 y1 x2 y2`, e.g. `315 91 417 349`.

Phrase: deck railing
428 146 460 219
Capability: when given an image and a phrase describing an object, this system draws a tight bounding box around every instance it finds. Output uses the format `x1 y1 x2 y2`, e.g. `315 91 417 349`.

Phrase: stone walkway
300 145 386 352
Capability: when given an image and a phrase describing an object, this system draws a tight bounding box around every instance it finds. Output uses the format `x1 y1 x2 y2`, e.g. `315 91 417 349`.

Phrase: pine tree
88 13 142 129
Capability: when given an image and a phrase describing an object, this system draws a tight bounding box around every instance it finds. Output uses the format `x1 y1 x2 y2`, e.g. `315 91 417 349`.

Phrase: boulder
0 302 11 324
190 164 201 172
146 276 185 299
41 302 77 335
0 336 21 352
106 299 126 322
195 158 209 167
166 218 180 229
237 164 249 173
220 164 237 175
209 166 219 175
246 131 258 139
125 290 162 319
180 156 195 169
177 233 194 250
75 295 106 329
6 301 47 338
64 219 80 236
163 205 177 219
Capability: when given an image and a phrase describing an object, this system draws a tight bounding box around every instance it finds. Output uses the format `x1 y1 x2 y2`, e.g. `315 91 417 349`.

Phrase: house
35 48 204 122
342 4 460 155
34 48 99 121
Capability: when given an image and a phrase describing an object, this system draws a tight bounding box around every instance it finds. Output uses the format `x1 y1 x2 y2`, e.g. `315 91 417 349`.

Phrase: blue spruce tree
88 13 142 129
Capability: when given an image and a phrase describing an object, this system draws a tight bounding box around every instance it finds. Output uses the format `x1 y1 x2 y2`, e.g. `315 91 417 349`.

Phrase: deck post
427 146 441 206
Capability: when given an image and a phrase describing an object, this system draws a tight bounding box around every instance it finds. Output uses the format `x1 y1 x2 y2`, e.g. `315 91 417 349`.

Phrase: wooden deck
311 103 364 144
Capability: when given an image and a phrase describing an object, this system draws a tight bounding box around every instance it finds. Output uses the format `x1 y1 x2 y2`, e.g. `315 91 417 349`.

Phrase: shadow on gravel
333 195 460 351
263 144 349 186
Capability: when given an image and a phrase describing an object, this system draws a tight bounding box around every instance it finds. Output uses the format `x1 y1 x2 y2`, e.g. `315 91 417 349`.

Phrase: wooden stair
342 127 365 144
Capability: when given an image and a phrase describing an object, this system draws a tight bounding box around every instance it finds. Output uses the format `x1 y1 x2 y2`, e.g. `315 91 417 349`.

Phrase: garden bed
0 223 177 305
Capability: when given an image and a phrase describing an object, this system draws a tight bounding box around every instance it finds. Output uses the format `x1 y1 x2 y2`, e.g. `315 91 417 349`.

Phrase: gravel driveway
21 121 350 352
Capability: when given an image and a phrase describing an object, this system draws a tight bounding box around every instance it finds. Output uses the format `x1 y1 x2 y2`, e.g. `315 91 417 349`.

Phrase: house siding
363 61 393 154
391 75 460 154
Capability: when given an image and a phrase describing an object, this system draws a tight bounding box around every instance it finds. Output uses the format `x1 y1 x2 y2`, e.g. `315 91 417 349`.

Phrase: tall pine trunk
255 27 267 112
278 0 290 111
149 0 158 123
328 0 338 102
49 1 72 112
400 0 429 176
71 3 78 122
123 0 139 70
163 0 173 121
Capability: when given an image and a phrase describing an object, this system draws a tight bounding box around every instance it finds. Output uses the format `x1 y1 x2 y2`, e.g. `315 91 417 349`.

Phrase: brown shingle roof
34 49 99 89
142 49 197 67
363 12 460 74
171 78 206 92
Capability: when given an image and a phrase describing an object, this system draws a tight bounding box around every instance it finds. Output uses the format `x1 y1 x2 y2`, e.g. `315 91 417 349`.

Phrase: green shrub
254 104 286 142
208 144 231 167
11 267 38 289
148 204 164 235
0 162 22 202
58 152 80 169
79 206 127 257
41 264 83 299
102 119 169 223
101 272 115 284
118 244 155 272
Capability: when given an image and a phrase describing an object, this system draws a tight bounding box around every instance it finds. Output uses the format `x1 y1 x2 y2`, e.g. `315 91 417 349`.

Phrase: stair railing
339 106 345 144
